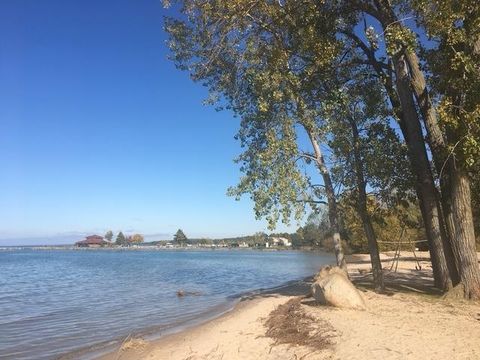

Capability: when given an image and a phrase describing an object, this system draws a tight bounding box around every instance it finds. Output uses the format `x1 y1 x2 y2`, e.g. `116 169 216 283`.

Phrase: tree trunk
391 53 454 291
305 126 347 270
450 167 480 298
404 50 480 299
344 26 453 290
404 49 460 280
348 117 385 292
354 1 455 291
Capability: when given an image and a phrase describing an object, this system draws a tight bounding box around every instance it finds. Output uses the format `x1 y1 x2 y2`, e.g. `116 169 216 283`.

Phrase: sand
101 252 480 360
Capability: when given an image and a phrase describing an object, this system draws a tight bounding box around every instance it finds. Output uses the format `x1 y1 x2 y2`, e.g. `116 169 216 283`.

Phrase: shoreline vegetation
98 251 480 360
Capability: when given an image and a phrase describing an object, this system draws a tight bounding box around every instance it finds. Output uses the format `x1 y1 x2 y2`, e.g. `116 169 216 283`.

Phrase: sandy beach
101 252 480 360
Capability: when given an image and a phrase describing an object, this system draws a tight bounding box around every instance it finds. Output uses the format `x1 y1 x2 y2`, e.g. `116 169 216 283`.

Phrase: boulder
311 266 366 310
314 264 349 281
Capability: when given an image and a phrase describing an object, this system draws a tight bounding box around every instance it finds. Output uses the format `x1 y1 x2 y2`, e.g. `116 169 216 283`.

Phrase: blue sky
0 0 302 245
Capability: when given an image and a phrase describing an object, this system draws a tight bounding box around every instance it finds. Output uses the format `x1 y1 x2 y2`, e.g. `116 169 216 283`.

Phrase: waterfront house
269 237 292 247
75 235 110 248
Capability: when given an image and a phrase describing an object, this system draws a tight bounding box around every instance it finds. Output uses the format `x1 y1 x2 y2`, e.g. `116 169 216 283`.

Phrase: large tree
326 78 414 291
336 0 480 298
334 8 454 291
166 0 348 269
163 0 480 298
411 0 480 298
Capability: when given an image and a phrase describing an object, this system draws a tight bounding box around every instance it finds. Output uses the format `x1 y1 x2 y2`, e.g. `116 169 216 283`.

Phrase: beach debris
265 298 335 349
176 289 203 297
120 337 148 352
115 334 148 358
311 265 366 310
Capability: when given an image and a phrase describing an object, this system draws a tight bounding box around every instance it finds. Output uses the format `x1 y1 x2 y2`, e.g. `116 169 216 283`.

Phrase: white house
269 237 292 247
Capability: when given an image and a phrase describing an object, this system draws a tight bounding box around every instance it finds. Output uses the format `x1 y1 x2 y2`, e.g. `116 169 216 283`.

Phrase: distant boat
75 235 111 248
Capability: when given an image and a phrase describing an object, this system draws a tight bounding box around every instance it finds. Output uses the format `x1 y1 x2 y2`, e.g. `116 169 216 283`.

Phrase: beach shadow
348 255 442 296
240 278 313 301
352 271 441 296
242 253 453 302
348 253 431 264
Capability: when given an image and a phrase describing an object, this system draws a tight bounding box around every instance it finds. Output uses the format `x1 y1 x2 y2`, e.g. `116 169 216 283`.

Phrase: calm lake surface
0 249 333 359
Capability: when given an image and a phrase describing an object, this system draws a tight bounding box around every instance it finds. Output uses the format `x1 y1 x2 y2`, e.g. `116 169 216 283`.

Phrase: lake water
0 249 333 359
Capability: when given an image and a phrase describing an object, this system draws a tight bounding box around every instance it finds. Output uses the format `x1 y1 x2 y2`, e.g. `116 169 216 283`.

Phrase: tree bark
391 53 454 291
404 50 460 278
305 126 348 270
450 166 480 298
348 117 385 292
405 47 480 299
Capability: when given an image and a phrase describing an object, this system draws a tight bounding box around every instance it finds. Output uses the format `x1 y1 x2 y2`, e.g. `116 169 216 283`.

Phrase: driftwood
176 290 203 297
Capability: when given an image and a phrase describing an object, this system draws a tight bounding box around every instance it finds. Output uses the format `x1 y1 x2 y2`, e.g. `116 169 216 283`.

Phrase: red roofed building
75 235 110 248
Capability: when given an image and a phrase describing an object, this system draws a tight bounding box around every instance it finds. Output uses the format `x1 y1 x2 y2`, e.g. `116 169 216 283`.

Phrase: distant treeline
144 205 426 252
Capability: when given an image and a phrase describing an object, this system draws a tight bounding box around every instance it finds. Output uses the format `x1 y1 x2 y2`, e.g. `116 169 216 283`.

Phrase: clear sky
0 0 300 245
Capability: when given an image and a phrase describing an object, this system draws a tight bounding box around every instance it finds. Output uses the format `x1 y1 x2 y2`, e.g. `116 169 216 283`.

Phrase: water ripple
0 249 332 359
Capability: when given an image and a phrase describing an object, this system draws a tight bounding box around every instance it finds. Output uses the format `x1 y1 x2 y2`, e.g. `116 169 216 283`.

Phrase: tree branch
296 199 328 205
297 152 318 162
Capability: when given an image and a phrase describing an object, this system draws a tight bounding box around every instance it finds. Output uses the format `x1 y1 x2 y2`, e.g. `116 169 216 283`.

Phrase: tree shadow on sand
242 254 454 300
239 278 314 301
349 255 442 296
352 269 441 296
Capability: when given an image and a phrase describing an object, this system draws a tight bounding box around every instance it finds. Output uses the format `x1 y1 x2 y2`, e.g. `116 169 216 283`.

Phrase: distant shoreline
0 245 324 252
